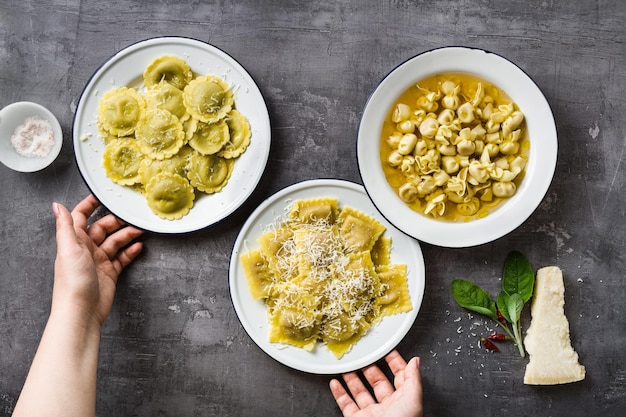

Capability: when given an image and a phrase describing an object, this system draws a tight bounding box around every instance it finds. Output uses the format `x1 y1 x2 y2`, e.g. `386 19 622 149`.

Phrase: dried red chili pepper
496 309 507 324
487 333 509 342
480 337 500 352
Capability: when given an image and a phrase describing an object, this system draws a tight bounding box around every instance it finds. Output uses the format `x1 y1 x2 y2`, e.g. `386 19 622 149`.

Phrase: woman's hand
51 194 144 329
12 195 144 417
329 350 423 417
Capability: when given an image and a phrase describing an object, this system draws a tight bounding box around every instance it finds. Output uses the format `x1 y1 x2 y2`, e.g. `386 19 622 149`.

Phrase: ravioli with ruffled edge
95 54 252 220
240 198 412 359
97 87 146 137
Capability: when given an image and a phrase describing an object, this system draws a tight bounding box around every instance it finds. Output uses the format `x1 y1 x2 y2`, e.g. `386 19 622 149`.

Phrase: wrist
48 301 103 341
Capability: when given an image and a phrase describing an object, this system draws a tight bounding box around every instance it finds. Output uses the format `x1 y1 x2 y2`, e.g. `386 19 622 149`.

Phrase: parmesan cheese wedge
524 266 585 385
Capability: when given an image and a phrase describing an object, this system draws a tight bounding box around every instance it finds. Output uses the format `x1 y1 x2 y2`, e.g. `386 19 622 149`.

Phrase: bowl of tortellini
357 46 557 247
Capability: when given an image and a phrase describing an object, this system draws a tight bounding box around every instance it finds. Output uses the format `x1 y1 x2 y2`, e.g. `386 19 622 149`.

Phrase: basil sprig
451 251 535 357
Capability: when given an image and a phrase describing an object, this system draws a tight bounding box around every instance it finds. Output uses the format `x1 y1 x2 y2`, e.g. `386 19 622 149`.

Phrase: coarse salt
10 116 55 158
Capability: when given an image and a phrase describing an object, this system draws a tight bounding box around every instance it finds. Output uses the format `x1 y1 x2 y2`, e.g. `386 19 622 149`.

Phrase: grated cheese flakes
240 198 412 359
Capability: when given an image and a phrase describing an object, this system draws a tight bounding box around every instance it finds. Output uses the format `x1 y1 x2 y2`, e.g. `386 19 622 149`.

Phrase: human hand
11 195 144 417
329 350 423 417
51 194 144 330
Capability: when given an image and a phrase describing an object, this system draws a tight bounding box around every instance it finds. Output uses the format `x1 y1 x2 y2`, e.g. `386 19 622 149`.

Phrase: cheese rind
523 266 585 385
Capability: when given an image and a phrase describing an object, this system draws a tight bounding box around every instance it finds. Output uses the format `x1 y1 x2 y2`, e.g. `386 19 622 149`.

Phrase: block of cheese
524 266 585 385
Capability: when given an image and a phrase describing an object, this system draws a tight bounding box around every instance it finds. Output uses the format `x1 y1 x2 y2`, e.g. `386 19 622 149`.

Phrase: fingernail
52 202 60 217
414 357 421 368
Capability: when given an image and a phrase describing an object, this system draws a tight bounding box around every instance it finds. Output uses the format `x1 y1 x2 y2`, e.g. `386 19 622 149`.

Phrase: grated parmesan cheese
241 198 412 358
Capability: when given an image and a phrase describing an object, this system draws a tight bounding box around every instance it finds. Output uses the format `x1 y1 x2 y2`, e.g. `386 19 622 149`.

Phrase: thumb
406 357 423 396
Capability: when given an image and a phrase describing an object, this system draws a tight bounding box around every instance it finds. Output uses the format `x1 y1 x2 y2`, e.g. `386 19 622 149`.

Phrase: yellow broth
379 72 529 222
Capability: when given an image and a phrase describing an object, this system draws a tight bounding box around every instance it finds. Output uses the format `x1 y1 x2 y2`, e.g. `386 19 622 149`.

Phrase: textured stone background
1 1 624 416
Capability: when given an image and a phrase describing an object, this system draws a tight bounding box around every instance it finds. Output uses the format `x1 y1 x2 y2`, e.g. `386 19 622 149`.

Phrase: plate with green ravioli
73 36 271 233
229 179 426 374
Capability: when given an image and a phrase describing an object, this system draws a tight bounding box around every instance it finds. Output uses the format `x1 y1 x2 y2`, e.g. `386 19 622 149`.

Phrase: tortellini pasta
95 55 252 220
380 73 529 221
240 198 412 359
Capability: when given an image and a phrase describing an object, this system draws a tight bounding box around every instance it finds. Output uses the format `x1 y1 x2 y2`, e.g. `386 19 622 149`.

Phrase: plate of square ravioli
73 36 271 233
229 179 425 374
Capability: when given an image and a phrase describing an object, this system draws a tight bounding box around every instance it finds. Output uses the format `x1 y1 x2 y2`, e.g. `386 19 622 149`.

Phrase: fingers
405 357 423 398
330 350 412 411
56 196 144 269
53 202 79 253
87 213 127 246
330 352 423 417
71 194 126 247
362 362 395 402
102 227 144 268
70 194 101 231
73 195 144 252
385 349 408 375
384 349 409 389
329 378 359 417
110 241 144 276
341 371 377 409
407 357 421 377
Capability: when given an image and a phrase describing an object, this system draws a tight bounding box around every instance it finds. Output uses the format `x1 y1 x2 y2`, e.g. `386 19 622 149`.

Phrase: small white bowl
0 101 63 172
357 47 558 248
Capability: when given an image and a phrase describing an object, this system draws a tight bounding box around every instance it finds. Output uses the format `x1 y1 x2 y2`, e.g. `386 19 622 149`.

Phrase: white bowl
0 101 63 172
357 47 558 248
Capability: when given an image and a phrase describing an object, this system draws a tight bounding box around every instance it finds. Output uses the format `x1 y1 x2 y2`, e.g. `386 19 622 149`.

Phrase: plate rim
228 178 425 374
71 36 271 234
357 46 558 247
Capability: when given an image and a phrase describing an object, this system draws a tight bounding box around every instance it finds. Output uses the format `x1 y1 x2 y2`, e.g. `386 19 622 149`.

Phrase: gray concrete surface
1 1 625 416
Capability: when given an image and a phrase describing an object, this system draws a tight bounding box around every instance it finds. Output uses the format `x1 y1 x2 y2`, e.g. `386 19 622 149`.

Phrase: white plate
72 37 271 233
357 47 558 247
229 179 425 374
0 101 63 173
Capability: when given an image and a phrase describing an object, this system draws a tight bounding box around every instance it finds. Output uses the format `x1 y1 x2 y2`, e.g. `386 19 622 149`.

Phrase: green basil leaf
496 291 512 323
451 279 498 321
506 293 524 323
502 251 535 302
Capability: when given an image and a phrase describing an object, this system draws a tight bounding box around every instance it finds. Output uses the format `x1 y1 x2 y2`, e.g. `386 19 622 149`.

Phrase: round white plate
358 47 558 247
229 179 425 374
0 101 63 173
72 37 271 233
